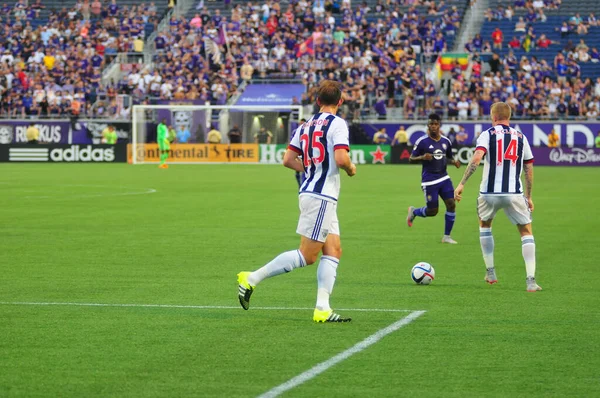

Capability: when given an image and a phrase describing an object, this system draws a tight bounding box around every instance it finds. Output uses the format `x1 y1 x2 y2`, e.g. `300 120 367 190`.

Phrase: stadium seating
0 0 170 118
2 0 597 120
478 15 600 78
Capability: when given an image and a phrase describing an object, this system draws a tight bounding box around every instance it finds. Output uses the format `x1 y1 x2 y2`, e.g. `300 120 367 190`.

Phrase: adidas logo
9 147 49 161
429 145 434 148
49 145 115 162
8 146 115 162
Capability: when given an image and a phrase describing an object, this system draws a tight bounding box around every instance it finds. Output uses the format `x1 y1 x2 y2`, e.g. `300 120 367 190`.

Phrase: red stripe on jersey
288 145 302 154
524 158 534 164
334 144 350 151
476 146 487 154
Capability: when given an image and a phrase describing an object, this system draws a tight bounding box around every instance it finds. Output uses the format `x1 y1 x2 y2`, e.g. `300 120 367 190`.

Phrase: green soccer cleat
237 272 255 310
313 309 352 323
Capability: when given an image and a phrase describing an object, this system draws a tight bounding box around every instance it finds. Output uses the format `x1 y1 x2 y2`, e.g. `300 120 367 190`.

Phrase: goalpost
131 105 304 164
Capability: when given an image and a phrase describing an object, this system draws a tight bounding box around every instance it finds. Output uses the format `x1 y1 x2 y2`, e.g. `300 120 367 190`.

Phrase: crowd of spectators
144 0 464 119
0 0 161 118
0 0 599 120
435 47 600 120
454 0 600 120
440 56 600 119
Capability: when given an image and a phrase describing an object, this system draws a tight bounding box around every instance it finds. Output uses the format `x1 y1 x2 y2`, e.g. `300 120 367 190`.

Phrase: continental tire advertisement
0 144 127 162
128 144 259 163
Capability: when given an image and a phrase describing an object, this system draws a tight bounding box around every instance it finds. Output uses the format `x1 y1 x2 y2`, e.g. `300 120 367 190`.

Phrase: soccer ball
411 262 435 285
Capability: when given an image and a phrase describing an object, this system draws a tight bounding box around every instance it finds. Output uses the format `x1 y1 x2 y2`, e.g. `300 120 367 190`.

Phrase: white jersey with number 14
476 124 534 195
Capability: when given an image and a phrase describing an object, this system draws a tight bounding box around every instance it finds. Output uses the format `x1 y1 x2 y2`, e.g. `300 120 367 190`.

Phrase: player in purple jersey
407 113 461 244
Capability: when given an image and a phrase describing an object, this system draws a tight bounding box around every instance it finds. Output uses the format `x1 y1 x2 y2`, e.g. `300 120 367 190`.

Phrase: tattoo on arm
523 163 534 197
459 162 478 185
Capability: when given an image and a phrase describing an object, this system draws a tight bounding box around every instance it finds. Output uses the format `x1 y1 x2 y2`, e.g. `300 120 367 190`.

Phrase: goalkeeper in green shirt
157 119 170 168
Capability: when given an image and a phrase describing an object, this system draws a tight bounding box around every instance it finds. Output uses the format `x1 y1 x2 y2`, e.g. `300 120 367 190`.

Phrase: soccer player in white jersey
237 80 357 322
454 102 541 292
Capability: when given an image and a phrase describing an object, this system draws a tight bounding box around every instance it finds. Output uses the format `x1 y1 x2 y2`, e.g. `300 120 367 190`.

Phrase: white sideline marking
0 301 425 396
0 182 157 200
0 302 416 312
24 188 157 199
258 311 426 398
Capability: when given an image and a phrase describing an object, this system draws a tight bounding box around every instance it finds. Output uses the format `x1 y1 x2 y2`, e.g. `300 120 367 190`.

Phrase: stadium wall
0 120 597 148
360 122 600 148
0 120 131 145
1 120 599 166
261 144 600 167
2 141 598 166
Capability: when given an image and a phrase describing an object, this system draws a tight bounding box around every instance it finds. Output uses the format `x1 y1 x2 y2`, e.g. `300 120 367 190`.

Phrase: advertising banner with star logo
259 145 392 165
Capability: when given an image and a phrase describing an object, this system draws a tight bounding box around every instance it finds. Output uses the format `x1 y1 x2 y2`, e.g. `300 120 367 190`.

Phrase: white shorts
296 195 339 242
477 194 532 225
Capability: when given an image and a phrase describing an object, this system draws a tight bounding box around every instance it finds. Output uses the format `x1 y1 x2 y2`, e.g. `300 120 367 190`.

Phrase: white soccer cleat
485 267 498 284
442 235 458 244
526 277 542 292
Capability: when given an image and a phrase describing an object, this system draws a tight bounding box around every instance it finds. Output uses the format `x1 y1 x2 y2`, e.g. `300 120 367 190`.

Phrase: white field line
0 301 417 312
258 311 426 398
24 188 157 199
0 301 425 397
0 182 157 200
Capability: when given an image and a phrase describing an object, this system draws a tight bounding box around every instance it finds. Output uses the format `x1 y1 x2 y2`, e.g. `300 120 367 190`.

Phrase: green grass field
1 163 599 397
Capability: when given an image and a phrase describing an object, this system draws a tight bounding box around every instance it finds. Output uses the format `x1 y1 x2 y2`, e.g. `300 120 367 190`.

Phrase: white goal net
130 105 304 164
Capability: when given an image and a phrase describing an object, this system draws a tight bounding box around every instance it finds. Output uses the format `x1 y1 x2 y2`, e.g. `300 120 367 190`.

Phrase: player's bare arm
452 158 461 168
454 149 484 202
410 153 433 162
282 149 305 173
334 148 356 176
523 162 534 212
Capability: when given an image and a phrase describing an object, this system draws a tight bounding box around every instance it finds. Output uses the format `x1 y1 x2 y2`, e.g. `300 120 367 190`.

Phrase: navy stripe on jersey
300 191 338 201
312 115 336 194
501 135 511 193
300 113 322 191
311 201 327 240
487 131 497 193
515 133 524 193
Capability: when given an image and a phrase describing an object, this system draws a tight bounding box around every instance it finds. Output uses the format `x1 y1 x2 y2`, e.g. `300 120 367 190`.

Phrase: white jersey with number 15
288 112 350 203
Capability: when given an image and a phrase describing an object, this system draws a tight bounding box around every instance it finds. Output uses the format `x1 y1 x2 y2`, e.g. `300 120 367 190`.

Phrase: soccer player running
407 113 461 244
454 102 541 292
157 119 169 169
237 80 357 322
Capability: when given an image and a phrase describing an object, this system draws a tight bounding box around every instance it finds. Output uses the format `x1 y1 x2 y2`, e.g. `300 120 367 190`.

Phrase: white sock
248 250 306 286
521 235 536 278
480 227 494 269
315 255 339 311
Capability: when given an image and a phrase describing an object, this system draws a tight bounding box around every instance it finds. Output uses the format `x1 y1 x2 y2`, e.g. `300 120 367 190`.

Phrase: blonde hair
490 102 512 121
